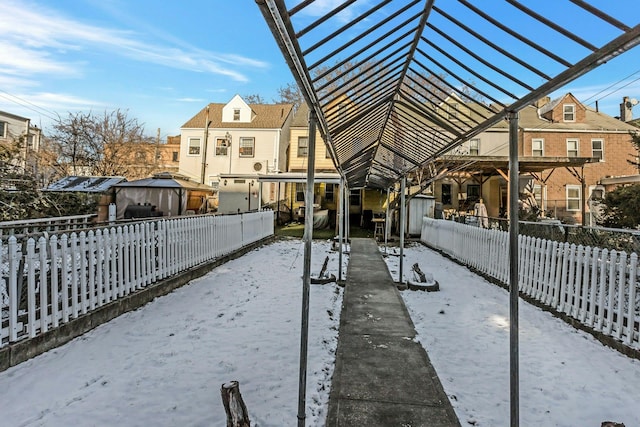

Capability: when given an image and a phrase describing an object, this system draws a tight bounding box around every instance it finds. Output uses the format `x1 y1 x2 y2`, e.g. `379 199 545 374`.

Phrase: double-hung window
591 139 604 161
469 139 480 155
239 137 254 157
216 138 229 156
566 185 581 211
566 139 579 157
188 138 201 155
563 104 575 122
297 136 308 157
532 138 544 157
296 183 305 202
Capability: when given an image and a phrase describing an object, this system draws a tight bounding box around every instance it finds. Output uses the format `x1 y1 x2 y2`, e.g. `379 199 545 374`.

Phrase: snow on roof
45 176 126 192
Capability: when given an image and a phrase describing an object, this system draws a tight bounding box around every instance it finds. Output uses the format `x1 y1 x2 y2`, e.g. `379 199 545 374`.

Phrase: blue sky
1 0 639 139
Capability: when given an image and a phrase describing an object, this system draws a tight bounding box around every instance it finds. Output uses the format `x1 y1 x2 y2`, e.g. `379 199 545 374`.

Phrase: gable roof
182 103 294 129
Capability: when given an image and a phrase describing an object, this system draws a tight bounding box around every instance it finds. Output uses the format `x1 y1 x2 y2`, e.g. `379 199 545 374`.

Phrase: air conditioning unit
253 161 267 172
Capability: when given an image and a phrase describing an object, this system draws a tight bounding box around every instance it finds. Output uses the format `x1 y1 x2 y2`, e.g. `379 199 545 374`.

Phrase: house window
566 139 579 157
563 104 575 122
566 185 581 211
591 139 604 161
349 189 361 206
466 184 480 202
297 136 308 157
442 183 452 205
469 139 480 155
533 184 544 210
135 151 147 162
216 137 229 156
233 109 240 121
172 151 179 162
239 137 255 157
296 183 305 202
188 138 201 155
325 184 334 202
532 138 544 157
0 122 6 138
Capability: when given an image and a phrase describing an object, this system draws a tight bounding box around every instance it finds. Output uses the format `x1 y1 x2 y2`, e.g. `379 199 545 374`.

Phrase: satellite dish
627 98 639 108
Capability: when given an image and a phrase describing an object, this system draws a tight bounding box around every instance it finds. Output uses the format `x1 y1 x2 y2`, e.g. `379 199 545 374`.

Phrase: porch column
298 109 317 427
508 111 520 427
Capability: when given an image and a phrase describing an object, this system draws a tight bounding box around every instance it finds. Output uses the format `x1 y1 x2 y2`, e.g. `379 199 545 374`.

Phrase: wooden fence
0 211 274 347
421 217 639 349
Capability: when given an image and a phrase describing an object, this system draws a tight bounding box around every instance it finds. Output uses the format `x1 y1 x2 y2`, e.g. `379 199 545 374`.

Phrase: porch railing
421 217 639 349
0 210 274 347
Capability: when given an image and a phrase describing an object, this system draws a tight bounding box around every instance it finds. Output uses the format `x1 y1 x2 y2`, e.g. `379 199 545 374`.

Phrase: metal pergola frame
255 1 640 426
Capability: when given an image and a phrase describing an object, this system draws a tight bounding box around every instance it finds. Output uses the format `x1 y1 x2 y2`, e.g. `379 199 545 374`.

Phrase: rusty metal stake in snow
221 381 250 427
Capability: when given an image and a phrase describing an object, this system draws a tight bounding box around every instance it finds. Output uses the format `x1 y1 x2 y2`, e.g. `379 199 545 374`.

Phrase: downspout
201 106 210 184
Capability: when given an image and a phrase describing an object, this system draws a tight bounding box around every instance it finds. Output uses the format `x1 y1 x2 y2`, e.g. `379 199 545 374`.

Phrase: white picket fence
421 217 640 349
0 211 274 347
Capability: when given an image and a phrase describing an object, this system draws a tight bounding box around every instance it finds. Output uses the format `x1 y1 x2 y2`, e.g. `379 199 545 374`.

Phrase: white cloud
176 98 205 103
0 0 267 83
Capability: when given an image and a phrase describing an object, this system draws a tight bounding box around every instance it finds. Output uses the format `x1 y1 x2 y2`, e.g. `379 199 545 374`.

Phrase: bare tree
243 93 266 104
274 82 304 111
46 109 156 179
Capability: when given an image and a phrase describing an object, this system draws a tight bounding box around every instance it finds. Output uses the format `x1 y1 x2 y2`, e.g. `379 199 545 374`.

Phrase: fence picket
606 250 618 335
60 234 70 323
627 253 638 345
616 252 627 339
596 249 609 331
38 237 49 334
587 247 600 327
50 236 60 328
578 246 591 322
27 238 37 338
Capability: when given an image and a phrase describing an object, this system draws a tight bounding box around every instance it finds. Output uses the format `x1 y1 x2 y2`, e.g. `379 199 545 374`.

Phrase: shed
407 195 436 236
113 173 214 219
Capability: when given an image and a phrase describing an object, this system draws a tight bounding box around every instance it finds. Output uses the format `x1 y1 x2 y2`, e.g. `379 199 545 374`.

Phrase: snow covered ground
386 242 640 427
0 239 345 427
1 238 639 427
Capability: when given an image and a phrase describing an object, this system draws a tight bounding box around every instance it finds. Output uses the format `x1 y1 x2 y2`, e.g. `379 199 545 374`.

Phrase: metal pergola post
508 111 520 427
384 187 390 255
338 177 344 282
399 176 406 284
298 110 317 427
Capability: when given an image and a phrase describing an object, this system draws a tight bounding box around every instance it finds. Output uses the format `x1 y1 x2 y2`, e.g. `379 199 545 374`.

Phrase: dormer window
563 104 575 122
233 109 241 121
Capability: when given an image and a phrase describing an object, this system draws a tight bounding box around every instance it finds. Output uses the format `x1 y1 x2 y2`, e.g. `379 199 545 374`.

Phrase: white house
0 110 42 173
178 95 294 213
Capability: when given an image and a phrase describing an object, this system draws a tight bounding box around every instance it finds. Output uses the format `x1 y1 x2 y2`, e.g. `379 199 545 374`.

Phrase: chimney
535 96 550 108
620 96 633 122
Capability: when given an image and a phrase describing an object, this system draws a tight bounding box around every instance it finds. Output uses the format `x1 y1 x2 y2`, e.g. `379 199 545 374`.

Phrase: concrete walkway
326 238 460 426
